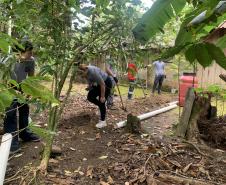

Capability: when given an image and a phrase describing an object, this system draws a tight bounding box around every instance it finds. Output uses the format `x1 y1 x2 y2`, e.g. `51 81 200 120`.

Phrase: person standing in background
105 57 118 109
4 40 40 153
127 60 137 99
152 60 166 94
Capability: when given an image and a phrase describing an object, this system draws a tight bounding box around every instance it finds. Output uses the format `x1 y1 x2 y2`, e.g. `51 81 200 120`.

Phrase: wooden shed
197 21 226 88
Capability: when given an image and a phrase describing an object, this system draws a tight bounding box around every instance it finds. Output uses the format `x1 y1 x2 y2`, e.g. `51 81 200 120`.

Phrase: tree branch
219 74 226 82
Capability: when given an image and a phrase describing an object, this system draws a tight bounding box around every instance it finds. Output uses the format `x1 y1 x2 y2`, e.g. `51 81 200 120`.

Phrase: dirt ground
3 90 226 185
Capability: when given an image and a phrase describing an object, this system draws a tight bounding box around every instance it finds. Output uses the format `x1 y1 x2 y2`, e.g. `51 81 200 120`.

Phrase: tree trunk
185 96 211 141
39 106 58 173
39 134 54 173
176 87 212 142
176 88 195 137
126 113 141 134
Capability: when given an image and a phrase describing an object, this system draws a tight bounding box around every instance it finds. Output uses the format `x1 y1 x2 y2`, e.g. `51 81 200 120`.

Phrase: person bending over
78 64 113 128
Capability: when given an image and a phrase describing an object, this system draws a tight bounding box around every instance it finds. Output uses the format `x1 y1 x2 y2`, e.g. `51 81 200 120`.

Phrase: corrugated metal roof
218 20 226 28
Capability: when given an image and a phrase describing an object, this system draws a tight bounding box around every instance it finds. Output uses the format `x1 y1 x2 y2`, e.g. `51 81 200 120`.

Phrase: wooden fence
197 63 226 88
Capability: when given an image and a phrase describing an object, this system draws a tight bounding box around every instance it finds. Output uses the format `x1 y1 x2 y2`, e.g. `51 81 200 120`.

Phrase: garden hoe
116 84 127 111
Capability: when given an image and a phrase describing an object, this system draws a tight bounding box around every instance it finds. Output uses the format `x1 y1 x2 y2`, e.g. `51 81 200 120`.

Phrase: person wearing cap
4 40 40 153
78 64 113 128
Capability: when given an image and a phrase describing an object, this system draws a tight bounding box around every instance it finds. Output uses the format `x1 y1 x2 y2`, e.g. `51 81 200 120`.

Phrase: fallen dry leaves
7 94 226 185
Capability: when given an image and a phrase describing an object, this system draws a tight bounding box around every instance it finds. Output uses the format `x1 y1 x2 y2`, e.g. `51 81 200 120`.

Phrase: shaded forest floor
3 85 226 185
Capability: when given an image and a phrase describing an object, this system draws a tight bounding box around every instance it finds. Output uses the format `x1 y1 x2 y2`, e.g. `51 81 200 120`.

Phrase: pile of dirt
198 115 226 148
58 94 174 127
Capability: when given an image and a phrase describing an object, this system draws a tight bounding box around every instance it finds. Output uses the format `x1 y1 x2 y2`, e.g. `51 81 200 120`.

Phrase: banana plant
133 0 226 70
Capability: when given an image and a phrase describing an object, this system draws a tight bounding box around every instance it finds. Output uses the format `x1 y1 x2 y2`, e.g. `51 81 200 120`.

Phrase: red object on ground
179 73 198 107
127 63 137 81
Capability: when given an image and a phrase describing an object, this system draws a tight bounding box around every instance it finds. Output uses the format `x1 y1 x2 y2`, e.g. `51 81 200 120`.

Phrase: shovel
116 83 127 111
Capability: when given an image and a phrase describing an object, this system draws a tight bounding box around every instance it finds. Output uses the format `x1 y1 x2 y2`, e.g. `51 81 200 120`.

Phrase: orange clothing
127 63 137 81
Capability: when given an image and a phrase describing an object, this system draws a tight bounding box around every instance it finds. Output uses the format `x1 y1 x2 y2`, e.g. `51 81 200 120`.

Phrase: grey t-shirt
11 57 35 83
106 62 116 85
87 65 108 86
153 61 165 76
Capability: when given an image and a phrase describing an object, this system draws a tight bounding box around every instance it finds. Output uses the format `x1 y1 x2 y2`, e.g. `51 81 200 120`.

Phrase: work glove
113 77 118 84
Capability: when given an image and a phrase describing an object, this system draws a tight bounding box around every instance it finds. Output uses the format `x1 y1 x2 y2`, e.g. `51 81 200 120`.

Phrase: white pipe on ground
168 101 178 106
116 103 178 128
0 133 12 185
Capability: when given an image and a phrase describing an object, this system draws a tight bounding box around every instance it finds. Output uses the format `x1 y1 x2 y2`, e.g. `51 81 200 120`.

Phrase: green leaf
132 0 187 44
0 33 21 53
175 9 197 46
175 1 224 46
188 0 226 26
216 35 226 49
0 39 10 53
8 79 19 88
28 123 56 141
17 0 23 4
222 94 226 100
20 77 59 105
195 43 212 68
80 7 94 17
0 84 14 112
205 43 226 69
96 0 110 9
206 85 221 93
195 87 204 93
185 45 196 63
160 44 188 60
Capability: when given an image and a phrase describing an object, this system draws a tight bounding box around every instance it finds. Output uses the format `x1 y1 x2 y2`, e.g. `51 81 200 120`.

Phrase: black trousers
4 99 30 145
152 75 165 94
87 77 112 121
128 79 135 99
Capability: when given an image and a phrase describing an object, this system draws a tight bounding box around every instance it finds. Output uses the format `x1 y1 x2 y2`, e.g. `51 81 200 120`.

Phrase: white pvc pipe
0 133 12 185
116 103 178 128
168 101 178 106
138 104 177 120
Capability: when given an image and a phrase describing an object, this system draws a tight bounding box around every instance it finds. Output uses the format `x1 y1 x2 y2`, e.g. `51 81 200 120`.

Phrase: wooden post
185 96 211 141
176 88 195 137
126 113 141 134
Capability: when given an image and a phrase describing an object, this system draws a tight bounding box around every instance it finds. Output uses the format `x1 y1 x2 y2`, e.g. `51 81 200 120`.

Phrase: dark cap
12 40 33 52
